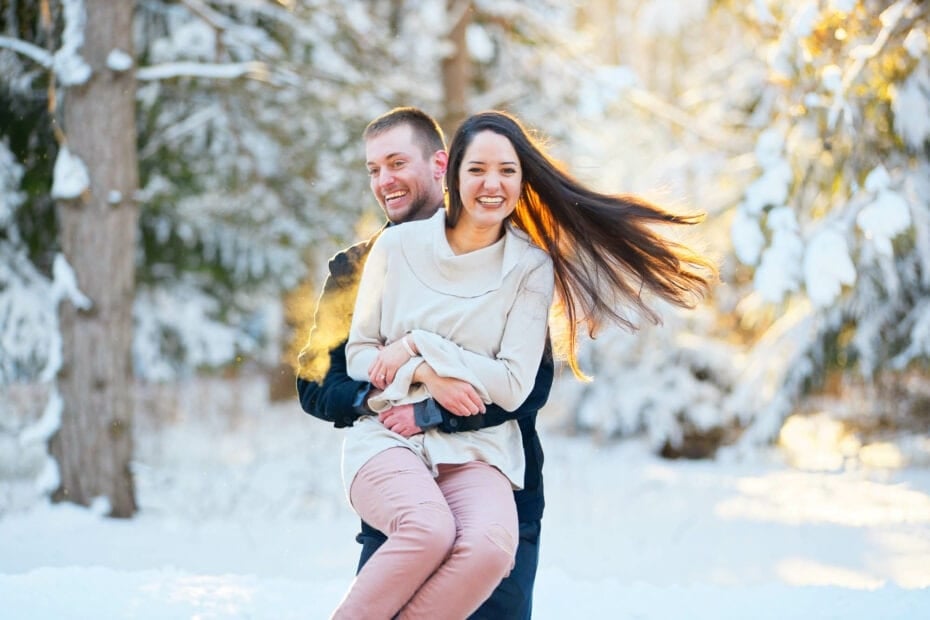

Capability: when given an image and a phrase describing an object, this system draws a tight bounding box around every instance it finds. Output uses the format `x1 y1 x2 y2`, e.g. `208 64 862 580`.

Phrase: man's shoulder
328 228 386 278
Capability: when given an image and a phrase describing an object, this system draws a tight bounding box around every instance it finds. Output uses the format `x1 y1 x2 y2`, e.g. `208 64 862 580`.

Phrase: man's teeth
386 191 406 200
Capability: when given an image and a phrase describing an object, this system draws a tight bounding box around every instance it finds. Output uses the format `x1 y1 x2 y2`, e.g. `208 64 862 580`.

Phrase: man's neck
398 198 445 225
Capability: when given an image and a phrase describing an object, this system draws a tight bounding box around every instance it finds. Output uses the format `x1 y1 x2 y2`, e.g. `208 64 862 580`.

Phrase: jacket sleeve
296 338 369 428
295 244 372 428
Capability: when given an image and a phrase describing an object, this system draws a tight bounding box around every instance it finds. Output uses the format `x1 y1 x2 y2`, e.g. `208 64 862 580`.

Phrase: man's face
365 124 446 224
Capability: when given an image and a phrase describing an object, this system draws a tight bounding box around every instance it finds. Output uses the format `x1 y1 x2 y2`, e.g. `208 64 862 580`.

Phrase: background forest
1 0 928 520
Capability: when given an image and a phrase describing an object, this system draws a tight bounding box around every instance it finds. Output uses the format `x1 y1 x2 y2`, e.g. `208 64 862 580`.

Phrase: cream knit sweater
343 209 554 492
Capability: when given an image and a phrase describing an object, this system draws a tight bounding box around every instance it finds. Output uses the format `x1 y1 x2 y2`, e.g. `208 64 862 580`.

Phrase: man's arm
297 338 370 428
295 241 374 428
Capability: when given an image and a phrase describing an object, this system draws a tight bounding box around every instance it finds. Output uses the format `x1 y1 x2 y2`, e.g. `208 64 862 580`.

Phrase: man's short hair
363 107 446 159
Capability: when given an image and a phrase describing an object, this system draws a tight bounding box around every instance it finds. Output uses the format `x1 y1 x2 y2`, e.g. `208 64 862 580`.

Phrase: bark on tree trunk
50 0 139 518
441 0 472 138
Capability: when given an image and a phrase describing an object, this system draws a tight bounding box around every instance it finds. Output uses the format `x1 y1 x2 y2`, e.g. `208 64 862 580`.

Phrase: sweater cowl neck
398 209 532 298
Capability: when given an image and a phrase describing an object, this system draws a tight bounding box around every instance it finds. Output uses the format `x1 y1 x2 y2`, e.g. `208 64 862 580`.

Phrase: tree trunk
441 0 472 138
50 0 138 518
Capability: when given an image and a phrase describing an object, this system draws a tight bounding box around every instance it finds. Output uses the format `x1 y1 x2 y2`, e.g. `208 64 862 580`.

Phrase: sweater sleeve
410 256 554 412
345 233 389 382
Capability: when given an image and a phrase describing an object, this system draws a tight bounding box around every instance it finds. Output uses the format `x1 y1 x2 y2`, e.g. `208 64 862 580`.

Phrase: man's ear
433 150 449 178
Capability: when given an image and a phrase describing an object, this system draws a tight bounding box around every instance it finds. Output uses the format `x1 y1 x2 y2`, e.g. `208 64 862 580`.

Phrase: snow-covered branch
138 105 223 160
0 0 91 84
827 0 914 129
0 36 53 68
626 87 740 150
181 0 238 33
56 0 92 86
137 61 269 81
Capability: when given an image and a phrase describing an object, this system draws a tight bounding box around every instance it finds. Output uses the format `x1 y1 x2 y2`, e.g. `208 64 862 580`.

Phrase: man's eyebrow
367 152 408 166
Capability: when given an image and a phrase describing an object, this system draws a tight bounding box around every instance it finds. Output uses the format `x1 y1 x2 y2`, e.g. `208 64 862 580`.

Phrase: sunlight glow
715 471 930 527
776 557 885 590
858 442 906 470
872 531 930 588
141 575 255 616
778 413 860 472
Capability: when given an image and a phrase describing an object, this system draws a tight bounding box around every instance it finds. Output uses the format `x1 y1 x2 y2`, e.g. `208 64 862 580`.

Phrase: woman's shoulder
506 225 551 269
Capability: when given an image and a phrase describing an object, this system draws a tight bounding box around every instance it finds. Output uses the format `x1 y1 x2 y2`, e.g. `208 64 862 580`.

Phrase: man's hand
414 363 485 416
378 404 423 438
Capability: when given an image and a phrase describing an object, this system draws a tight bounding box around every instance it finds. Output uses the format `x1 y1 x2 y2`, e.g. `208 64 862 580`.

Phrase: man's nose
378 168 395 187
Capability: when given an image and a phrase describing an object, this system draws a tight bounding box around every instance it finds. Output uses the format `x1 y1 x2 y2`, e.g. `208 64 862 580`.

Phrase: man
297 107 553 619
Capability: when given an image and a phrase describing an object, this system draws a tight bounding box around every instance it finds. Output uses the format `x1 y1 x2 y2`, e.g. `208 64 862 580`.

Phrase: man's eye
367 168 378 176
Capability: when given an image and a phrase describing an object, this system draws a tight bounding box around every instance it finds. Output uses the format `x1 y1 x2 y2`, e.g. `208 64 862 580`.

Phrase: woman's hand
414 362 486 416
368 336 415 390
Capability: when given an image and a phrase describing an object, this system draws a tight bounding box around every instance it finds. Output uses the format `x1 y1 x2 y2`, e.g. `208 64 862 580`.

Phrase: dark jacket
296 231 553 522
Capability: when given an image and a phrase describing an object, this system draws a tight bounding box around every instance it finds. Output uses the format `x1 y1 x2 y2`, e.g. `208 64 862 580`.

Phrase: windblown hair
363 106 446 159
446 111 717 379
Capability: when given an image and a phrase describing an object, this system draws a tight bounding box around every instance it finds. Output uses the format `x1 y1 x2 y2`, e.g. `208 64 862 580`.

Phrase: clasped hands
367 335 487 438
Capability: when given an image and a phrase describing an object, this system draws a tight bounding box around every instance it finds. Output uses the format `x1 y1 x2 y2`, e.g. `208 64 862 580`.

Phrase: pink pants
331 447 518 620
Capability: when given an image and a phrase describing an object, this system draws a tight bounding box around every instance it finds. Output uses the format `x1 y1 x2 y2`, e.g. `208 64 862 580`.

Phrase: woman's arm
345 234 389 382
410 257 554 411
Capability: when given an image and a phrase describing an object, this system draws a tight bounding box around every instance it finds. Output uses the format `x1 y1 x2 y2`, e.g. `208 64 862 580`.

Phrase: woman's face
456 130 522 232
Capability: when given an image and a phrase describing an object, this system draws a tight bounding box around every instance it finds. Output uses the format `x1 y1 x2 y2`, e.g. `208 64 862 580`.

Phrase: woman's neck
445 222 504 255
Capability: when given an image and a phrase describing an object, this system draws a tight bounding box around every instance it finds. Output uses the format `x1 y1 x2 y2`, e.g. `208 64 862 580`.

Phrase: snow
904 28 928 59
803 228 856 308
830 0 857 13
0 139 24 225
741 160 791 216
136 61 269 82
789 2 819 39
106 49 134 72
857 189 912 257
133 285 245 381
754 208 804 303
466 23 495 63
53 0 92 86
0 35 53 69
2 376 929 619
50 147 90 200
50 253 92 312
891 59 930 151
730 208 765 266
171 20 217 61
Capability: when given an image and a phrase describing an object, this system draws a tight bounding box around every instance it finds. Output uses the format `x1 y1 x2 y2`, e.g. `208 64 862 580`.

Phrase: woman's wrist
401 335 417 357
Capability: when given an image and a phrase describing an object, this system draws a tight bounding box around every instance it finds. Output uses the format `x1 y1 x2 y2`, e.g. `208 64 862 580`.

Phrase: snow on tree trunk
50 0 138 518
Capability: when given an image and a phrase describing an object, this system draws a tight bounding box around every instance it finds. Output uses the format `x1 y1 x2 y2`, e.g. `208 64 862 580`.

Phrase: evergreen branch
0 36 53 68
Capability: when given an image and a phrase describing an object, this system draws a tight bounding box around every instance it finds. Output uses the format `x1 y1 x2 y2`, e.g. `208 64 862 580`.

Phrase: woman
334 111 715 619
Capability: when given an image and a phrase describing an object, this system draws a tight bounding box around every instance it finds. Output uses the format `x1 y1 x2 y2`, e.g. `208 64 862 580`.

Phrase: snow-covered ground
2 375 930 619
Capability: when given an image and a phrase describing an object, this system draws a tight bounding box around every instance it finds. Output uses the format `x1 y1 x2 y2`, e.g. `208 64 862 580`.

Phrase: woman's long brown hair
446 111 717 378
